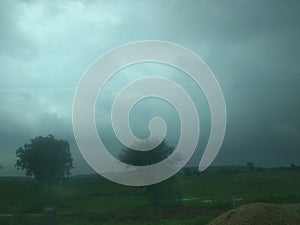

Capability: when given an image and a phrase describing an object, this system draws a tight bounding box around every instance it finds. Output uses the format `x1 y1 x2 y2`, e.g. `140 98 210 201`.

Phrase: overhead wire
0 72 299 98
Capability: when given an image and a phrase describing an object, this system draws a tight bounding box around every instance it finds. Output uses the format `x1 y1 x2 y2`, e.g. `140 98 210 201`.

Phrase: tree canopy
16 134 73 187
119 140 181 206
119 140 173 166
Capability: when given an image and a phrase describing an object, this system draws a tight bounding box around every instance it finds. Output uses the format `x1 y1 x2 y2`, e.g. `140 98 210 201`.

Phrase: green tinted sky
0 0 299 175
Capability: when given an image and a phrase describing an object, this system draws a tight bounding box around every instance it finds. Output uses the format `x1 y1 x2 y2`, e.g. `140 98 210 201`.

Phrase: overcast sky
0 0 300 176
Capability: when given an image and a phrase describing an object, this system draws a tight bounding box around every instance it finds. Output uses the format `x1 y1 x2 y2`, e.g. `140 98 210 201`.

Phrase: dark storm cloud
0 0 37 59
0 0 300 176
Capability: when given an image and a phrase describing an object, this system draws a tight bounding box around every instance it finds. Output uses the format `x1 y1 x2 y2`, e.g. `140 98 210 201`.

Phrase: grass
0 169 299 224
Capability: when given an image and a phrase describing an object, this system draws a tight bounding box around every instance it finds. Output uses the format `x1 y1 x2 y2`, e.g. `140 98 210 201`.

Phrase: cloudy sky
0 0 300 176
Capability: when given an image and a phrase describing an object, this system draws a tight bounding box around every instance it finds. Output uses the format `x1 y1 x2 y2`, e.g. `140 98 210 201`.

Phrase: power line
0 73 299 98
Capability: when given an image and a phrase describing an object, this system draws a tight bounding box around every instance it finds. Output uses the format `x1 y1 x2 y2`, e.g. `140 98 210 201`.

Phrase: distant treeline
181 164 300 176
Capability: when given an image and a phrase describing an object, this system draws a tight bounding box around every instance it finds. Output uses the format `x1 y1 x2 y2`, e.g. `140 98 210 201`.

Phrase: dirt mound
209 202 300 225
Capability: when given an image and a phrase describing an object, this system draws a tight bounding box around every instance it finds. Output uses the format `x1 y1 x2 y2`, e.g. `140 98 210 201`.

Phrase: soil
209 202 300 225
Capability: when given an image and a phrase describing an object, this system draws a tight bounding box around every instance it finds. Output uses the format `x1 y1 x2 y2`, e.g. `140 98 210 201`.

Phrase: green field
0 169 299 225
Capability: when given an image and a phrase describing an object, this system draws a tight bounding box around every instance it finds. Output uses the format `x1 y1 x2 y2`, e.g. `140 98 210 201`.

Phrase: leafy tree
16 134 73 193
120 140 173 166
119 140 181 206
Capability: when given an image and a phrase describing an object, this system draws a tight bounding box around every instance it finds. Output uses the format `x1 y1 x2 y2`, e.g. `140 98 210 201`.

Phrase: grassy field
0 169 299 225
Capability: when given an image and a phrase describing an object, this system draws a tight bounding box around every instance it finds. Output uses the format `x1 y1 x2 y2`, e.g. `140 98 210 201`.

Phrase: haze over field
0 0 300 176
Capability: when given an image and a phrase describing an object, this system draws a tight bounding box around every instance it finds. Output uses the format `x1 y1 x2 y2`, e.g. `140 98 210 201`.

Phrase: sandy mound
209 202 300 225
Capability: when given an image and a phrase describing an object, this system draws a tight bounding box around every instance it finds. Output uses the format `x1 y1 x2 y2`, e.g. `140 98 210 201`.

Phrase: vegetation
0 169 299 225
15 134 73 193
119 141 181 206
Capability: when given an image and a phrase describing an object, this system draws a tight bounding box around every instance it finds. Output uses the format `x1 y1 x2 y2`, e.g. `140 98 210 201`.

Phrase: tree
119 140 181 206
15 134 73 193
120 140 173 166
